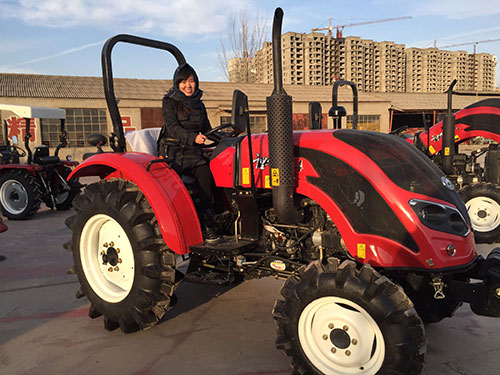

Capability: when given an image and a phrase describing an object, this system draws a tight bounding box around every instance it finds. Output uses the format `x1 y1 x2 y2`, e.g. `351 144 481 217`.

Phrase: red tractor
65 9 500 375
0 105 81 219
407 81 500 243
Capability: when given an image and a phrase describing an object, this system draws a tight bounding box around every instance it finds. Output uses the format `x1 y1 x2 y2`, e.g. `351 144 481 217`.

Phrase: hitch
447 248 500 317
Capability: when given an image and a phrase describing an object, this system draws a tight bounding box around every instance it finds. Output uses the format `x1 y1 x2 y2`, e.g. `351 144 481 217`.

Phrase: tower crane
311 16 412 38
439 38 500 54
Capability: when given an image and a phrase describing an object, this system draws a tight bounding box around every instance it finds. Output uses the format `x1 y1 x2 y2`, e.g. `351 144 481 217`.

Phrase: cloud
0 0 252 38
5 40 105 68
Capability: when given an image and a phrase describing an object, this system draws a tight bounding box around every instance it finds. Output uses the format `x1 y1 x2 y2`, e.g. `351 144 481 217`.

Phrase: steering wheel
203 123 234 143
10 145 27 157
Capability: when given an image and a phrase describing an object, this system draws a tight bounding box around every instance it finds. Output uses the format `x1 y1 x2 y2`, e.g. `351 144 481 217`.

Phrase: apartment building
252 32 496 92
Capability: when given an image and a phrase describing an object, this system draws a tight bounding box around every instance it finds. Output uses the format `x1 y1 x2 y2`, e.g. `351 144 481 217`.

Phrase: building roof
1 73 499 112
372 91 500 111
0 73 382 105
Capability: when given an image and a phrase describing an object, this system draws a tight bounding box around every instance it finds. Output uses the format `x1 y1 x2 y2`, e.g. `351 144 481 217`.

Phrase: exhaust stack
267 8 297 224
442 80 457 175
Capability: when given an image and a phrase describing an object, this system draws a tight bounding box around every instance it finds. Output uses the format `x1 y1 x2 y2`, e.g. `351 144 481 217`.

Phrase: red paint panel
69 152 202 254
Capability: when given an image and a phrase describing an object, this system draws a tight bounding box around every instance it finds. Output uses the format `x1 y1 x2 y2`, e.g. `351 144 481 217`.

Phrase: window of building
220 114 267 133
346 115 381 132
41 108 108 148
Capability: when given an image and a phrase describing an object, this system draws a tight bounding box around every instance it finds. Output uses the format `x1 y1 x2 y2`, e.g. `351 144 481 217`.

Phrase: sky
2 0 500 86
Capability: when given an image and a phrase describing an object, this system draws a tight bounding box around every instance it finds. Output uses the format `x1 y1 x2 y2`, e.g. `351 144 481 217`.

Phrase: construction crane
438 38 500 54
311 16 412 38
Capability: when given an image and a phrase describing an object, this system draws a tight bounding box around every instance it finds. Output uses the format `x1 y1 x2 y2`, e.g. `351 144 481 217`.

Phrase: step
189 238 258 257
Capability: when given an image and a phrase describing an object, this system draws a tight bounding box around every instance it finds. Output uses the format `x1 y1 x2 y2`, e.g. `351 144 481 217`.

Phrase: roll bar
101 34 186 152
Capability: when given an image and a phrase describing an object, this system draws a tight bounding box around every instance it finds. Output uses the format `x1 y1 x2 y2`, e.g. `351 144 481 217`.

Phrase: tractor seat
36 155 60 165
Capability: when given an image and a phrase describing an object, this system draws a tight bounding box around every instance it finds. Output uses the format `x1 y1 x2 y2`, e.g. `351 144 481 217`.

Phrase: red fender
68 152 202 254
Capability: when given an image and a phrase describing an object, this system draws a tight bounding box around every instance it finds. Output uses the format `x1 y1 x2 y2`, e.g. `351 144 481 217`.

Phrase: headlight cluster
409 199 470 237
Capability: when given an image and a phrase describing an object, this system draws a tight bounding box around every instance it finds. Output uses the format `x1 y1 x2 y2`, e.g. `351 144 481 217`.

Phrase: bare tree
218 10 267 83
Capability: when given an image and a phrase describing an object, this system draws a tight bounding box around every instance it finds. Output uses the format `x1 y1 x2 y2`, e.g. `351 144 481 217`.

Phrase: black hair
174 63 199 91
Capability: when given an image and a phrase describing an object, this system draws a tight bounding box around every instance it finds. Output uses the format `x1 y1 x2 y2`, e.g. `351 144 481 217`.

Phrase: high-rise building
251 32 497 92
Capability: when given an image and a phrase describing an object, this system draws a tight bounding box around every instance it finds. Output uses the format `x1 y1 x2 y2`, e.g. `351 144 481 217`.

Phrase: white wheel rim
80 214 135 303
466 196 500 232
298 296 385 375
0 179 28 214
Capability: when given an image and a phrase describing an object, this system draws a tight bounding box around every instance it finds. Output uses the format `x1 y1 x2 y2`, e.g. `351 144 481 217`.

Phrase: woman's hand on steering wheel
203 123 234 143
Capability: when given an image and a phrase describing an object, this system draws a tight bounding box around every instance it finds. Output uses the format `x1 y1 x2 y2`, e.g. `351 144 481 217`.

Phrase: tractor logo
431 132 443 142
253 153 269 170
353 190 365 207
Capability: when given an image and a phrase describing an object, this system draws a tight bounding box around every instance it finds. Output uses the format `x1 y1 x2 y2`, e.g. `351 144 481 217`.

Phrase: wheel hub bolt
322 334 328 340
110 241 114 247
328 323 334 329
331 347 336 353
345 350 351 356
343 325 349 331
352 338 358 345
114 266 119 271
495 288 500 297
118 258 122 263
104 243 108 248
108 267 113 272
116 248 120 253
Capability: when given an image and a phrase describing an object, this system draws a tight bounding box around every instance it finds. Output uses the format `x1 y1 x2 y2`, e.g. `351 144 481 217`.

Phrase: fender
68 152 202 254
418 100 500 154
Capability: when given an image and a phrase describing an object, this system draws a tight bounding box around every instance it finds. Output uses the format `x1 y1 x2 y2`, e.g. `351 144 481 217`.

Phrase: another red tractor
407 81 500 243
0 105 81 219
65 9 500 375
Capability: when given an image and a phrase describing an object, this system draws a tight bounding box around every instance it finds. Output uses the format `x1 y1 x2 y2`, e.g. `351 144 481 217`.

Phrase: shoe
203 226 222 244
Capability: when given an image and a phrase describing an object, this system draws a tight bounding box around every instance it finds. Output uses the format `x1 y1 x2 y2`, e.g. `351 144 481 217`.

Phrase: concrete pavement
1 206 500 375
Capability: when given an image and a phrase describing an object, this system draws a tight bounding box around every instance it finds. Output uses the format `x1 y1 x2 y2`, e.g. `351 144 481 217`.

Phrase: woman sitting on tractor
157 63 220 243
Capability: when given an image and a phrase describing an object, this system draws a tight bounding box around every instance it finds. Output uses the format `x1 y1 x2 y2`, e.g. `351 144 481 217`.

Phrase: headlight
409 199 470 237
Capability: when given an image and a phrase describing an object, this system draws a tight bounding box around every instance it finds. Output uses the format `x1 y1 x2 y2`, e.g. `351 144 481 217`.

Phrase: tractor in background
407 81 500 243
0 104 81 219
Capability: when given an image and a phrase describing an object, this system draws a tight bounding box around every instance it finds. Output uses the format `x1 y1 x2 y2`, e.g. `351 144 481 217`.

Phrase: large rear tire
273 259 426 375
0 169 41 220
65 178 181 333
460 183 500 243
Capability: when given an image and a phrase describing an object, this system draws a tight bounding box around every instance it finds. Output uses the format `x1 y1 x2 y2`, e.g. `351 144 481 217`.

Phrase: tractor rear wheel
0 169 41 220
273 259 425 375
460 183 500 243
65 178 181 333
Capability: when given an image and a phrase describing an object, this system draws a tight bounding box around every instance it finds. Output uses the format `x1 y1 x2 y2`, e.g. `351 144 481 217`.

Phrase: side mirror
309 102 322 129
231 90 249 134
87 134 108 153
11 136 18 146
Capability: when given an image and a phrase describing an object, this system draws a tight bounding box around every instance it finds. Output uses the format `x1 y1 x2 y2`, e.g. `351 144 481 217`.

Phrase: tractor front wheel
0 169 41 220
460 183 500 243
66 179 180 333
52 167 81 210
273 259 425 375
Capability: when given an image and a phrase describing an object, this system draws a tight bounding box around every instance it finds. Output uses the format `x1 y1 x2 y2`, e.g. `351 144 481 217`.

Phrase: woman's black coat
158 97 212 172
